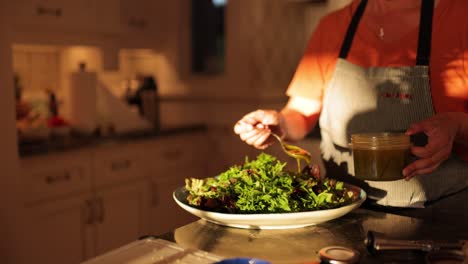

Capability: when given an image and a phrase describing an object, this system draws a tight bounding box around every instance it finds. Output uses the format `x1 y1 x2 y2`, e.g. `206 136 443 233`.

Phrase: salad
184 153 359 214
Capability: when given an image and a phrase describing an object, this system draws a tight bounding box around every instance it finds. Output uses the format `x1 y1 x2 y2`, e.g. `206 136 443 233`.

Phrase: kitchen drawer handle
84 199 94 225
45 172 71 185
128 17 147 28
36 6 62 17
151 182 159 206
110 160 132 171
96 197 105 223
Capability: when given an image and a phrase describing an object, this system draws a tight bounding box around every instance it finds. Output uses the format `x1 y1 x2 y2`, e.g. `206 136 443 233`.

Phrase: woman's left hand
403 112 462 180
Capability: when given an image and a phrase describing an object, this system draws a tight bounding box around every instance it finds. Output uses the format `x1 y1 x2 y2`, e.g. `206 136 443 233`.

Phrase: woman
234 0 468 207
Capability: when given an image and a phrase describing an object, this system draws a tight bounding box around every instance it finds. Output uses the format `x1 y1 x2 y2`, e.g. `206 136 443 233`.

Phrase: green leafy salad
184 153 359 214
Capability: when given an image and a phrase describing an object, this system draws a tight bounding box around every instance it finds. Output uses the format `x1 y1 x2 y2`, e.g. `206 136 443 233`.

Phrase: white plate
173 184 366 229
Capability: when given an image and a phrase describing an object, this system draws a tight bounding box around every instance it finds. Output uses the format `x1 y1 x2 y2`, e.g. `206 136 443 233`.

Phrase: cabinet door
20 150 92 204
94 181 150 256
24 194 94 264
119 0 171 46
8 0 96 31
149 170 200 236
7 0 121 35
93 143 146 188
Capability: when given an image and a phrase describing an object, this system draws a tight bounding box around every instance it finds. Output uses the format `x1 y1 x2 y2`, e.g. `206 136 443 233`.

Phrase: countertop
18 124 207 157
157 187 468 264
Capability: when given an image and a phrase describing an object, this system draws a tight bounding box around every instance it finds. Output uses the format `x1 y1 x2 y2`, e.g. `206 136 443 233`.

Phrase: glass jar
350 133 411 181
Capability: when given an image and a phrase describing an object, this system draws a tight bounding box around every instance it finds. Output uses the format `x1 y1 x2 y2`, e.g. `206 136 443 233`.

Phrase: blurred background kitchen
0 1 350 263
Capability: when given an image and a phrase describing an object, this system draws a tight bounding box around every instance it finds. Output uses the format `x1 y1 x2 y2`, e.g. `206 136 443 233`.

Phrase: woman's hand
403 112 463 180
233 109 284 149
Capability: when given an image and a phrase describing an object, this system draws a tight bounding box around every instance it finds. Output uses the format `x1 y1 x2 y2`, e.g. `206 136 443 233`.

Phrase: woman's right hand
233 109 284 149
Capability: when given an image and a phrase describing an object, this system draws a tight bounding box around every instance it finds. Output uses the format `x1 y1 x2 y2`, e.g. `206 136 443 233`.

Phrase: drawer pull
45 172 71 184
96 197 105 223
128 17 147 28
151 182 159 206
110 160 132 171
84 199 94 225
36 6 62 17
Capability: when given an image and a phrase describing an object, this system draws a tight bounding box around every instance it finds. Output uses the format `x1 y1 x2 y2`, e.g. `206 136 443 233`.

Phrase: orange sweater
287 0 468 160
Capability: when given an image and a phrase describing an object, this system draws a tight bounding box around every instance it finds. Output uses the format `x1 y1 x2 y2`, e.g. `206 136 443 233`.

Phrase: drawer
20 151 92 204
151 133 208 173
93 143 146 188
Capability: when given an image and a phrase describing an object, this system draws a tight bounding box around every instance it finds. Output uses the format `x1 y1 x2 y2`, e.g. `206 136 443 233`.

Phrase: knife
365 231 466 252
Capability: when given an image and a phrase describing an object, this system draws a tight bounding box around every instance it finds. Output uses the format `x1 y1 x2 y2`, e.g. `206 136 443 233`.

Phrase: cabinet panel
151 133 208 176
20 151 92 204
8 0 97 30
94 181 150 256
149 133 209 235
93 144 146 188
7 0 122 35
24 193 94 264
149 169 200 236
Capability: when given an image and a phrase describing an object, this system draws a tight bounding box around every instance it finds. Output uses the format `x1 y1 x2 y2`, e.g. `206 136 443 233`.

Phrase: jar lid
350 132 410 150
319 246 360 264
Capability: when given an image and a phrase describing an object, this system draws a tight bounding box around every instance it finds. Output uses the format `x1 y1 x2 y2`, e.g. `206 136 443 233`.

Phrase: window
191 0 226 75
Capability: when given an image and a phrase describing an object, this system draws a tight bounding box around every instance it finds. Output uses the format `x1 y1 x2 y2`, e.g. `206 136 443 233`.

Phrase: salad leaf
185 153 358 214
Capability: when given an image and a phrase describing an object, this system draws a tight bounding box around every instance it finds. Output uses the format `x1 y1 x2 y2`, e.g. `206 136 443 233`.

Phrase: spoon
270 132 311 172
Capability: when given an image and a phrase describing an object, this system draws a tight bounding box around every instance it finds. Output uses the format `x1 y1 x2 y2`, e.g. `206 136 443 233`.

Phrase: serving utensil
365 231 466 253
270 133 311 172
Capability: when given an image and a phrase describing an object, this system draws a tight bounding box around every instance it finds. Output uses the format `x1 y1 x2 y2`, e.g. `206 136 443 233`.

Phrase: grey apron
318 0 468 207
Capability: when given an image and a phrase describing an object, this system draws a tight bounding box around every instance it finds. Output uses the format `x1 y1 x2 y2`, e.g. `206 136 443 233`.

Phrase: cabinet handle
151 182 159 206
110 160 132 171
96 197 105 223
84 199 94 225
36 6 62 17
128 17 147 29
45 172 71 185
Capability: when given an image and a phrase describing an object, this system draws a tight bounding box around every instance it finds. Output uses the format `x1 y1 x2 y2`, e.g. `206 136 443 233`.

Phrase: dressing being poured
270 133 311 172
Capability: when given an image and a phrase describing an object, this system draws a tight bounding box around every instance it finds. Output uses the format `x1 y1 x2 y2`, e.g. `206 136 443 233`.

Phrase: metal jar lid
319 246 360 264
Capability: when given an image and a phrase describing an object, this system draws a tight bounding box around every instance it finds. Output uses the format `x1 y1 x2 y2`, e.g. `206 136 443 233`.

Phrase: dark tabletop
159 188 468 264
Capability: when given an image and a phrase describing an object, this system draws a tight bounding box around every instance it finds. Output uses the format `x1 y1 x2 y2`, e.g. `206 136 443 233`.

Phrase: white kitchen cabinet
23 180 149 264
148 132 209 235
20 150 93 204
119 0 171 47
19 144 150 263
6 0 121 36
93 142 148 188
24 193 94 264
18 132 209 263
94 181 149 256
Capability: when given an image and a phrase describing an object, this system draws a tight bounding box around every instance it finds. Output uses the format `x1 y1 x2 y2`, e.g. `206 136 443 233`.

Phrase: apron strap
416 0 434 66
339 0 434 66
339 0 367 59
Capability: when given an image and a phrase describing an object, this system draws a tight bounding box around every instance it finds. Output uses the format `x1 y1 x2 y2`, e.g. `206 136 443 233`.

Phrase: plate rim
173 183 366 220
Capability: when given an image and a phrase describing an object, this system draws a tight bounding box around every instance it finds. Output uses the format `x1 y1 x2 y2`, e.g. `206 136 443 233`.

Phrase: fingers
234 110 281 149
403 147 449 179
403 160 441 180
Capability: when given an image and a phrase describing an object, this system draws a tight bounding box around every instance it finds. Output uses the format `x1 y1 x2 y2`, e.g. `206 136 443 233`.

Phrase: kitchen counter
18 124 207 157
155 188 468 264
